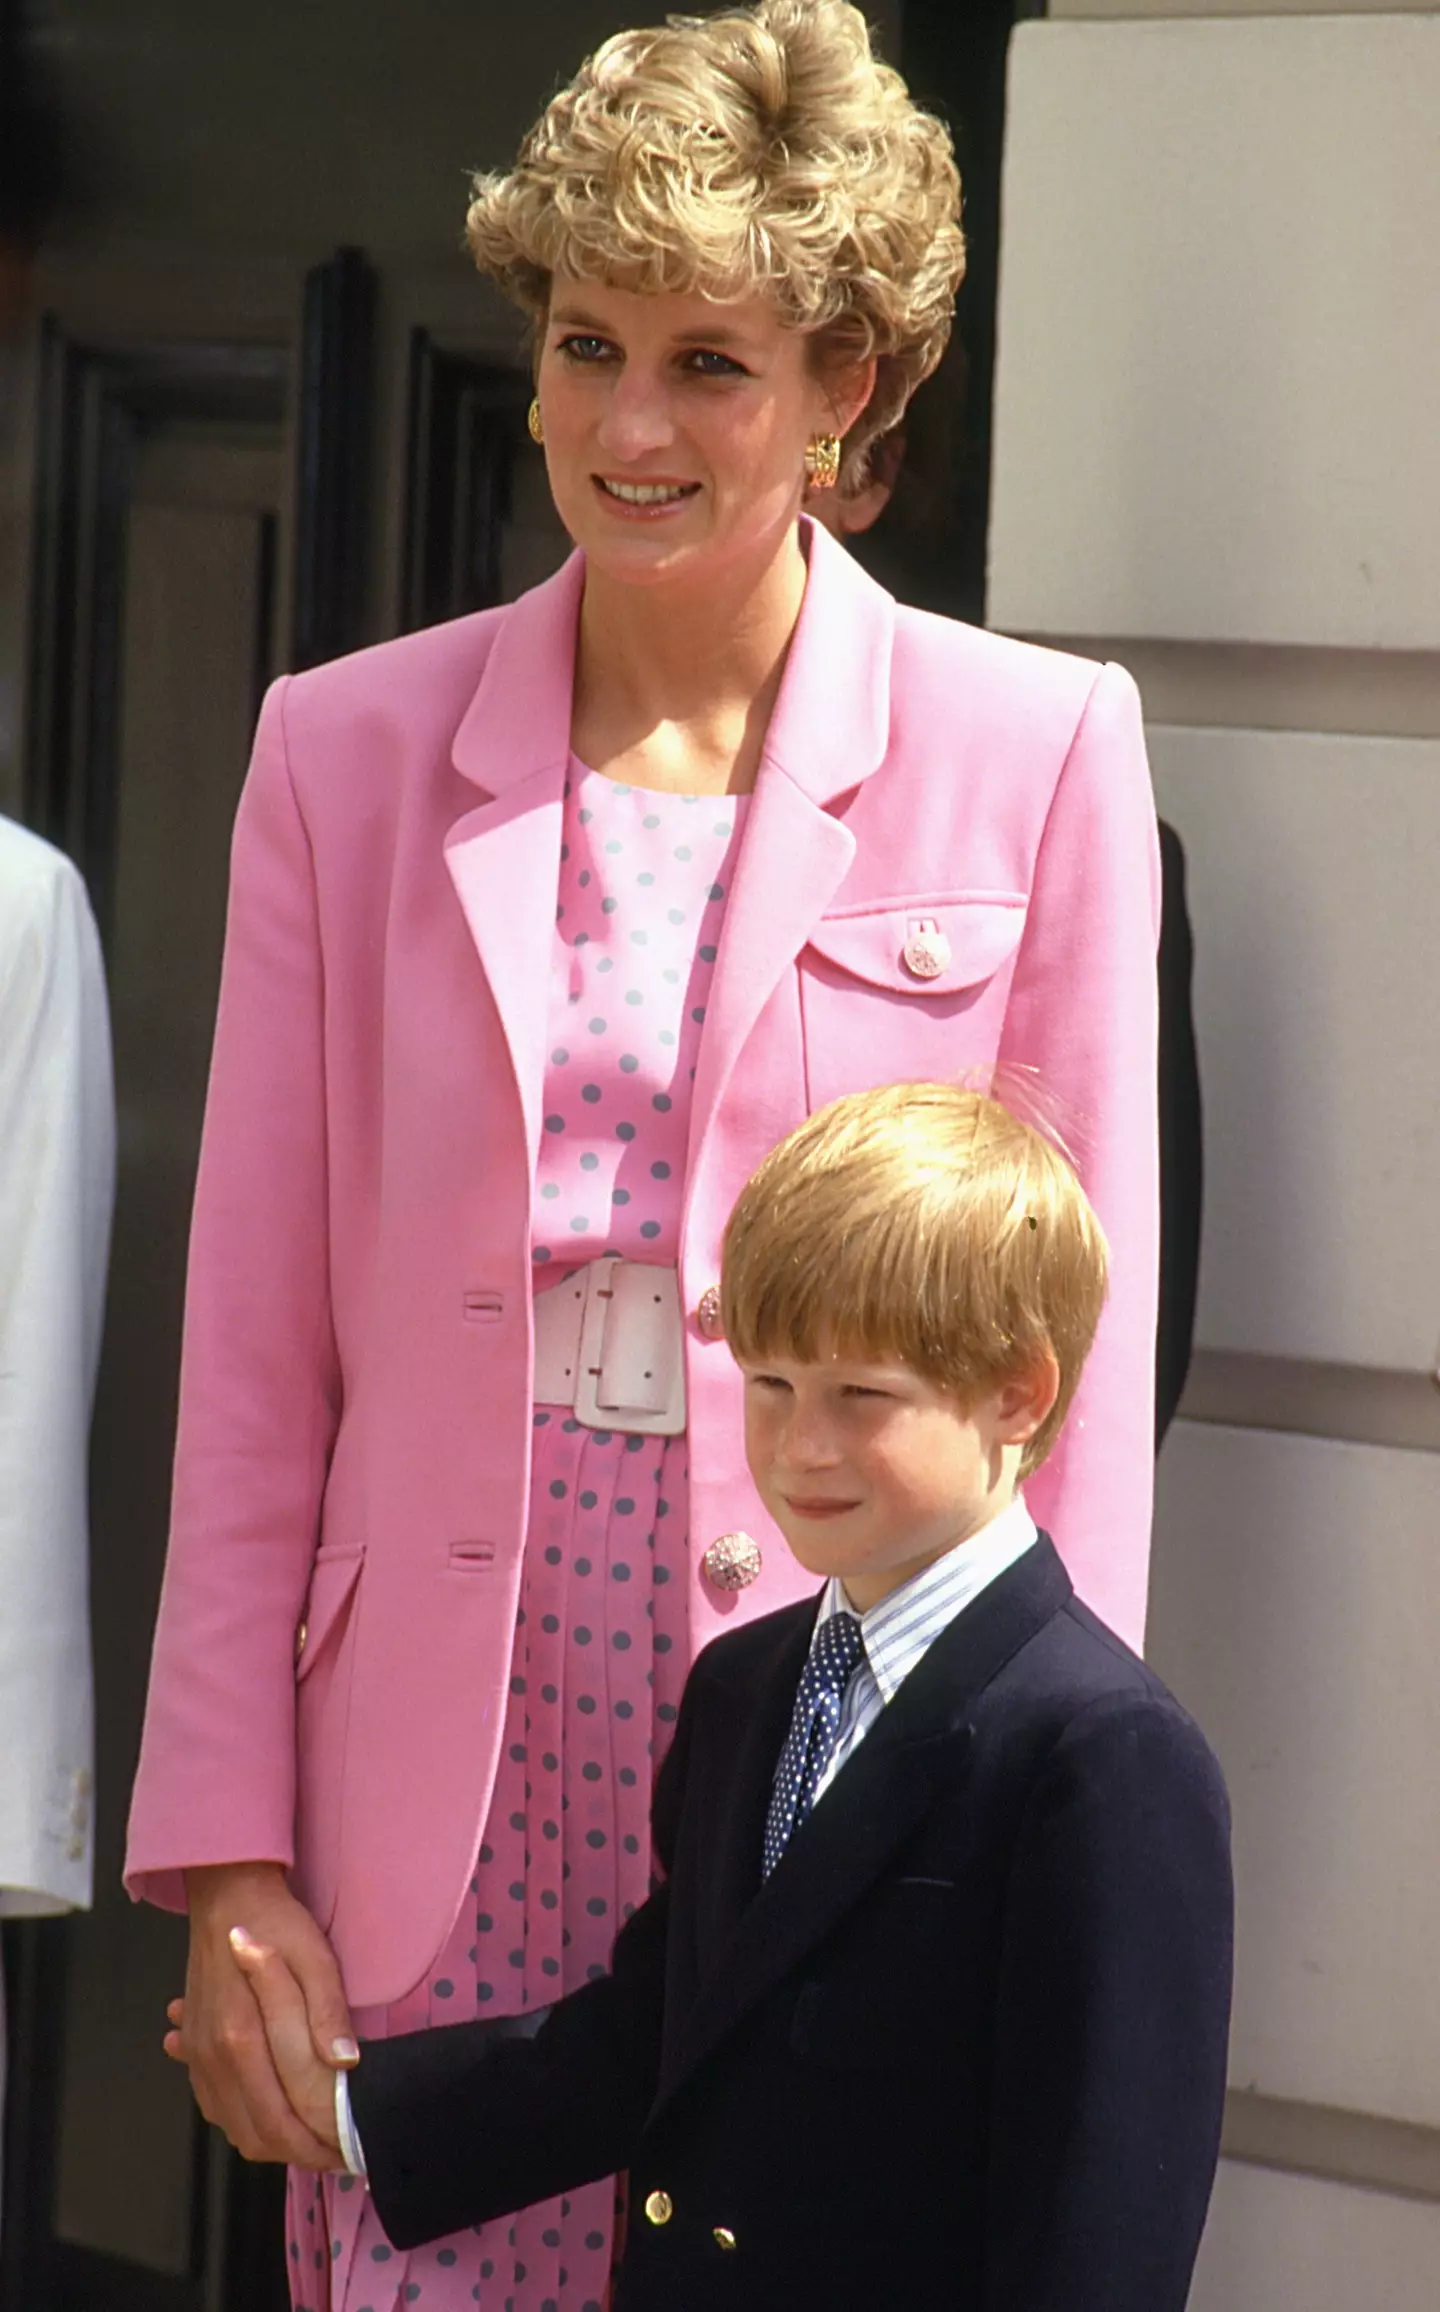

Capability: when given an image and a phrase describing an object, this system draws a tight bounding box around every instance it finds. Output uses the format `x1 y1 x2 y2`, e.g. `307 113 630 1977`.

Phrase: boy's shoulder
973 1579 1229 1828
687 1595 820 1700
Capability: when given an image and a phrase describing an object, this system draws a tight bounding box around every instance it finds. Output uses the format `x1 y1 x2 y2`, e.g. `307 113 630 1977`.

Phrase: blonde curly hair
465 0 965 489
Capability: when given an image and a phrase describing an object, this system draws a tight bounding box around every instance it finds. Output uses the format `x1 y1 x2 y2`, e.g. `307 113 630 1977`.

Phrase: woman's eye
558 334 613 363
684 348 747 378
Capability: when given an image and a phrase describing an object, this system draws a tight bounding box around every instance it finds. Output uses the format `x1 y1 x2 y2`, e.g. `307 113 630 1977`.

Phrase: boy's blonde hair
721 1084 1109 1476
465 0 964 490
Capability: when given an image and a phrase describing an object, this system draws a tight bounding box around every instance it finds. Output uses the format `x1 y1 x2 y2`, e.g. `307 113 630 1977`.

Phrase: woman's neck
571 524 809 796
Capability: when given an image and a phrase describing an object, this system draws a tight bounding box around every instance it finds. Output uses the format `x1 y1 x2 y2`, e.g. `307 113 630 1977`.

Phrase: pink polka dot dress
286 767 748 2312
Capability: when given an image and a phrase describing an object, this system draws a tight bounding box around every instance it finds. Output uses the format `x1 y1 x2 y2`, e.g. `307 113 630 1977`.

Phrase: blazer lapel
444 553 586 1177
684 522 896 1182
686 1604 818 1968
657 1536 1074 2109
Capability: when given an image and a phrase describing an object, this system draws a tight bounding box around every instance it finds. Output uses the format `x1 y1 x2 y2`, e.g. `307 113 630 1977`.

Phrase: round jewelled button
645 2189 674 2226
902 924 951 979
702 1532 763 1591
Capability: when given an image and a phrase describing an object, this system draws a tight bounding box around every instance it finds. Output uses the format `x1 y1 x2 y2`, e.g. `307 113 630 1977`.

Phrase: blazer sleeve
982 1694 1234 2312
1000 661 1161 1648
126 679 342 1907
0 837 114 1914
350 1650 698 2250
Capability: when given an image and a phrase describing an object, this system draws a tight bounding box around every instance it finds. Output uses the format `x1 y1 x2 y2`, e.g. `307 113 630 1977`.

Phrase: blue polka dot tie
763 1611 867 1877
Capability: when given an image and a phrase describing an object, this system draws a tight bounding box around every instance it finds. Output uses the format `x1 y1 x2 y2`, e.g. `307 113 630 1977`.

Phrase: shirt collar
814 1497 1039 1706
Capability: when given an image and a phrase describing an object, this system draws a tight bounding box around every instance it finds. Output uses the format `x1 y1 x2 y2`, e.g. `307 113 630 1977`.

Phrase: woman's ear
831 354 878 440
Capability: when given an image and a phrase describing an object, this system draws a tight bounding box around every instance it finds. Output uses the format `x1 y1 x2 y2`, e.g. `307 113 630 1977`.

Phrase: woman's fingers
276 1907 360 2068
230 1928 344 2146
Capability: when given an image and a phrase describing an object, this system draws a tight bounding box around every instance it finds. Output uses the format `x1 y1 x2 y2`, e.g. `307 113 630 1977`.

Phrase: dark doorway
851 0 1040 623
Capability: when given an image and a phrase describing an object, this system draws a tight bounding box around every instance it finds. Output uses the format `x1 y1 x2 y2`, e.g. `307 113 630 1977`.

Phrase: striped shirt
810 1497 1038 1803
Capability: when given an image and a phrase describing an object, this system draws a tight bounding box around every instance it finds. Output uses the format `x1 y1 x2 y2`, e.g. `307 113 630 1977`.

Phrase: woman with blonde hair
130 4 1161 2306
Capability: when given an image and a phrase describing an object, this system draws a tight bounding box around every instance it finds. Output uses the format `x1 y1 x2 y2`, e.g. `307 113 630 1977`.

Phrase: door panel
2 328 291 2312
53 478 277 2282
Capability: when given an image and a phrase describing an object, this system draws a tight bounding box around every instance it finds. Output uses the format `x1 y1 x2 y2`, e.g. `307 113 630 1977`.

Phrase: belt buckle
572 1257 686 1437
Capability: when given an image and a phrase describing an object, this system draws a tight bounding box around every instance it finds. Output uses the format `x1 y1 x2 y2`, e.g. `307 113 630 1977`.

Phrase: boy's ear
993 1354 1061 1447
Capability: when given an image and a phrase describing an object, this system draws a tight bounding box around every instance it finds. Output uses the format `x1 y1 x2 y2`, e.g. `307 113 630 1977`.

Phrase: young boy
231 1084 1233 2311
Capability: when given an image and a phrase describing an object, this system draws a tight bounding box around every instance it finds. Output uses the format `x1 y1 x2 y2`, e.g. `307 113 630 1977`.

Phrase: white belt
532 1257 686 1436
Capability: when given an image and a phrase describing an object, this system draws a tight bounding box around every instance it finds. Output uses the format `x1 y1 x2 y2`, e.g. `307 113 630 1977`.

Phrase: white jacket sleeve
0 819 115 1914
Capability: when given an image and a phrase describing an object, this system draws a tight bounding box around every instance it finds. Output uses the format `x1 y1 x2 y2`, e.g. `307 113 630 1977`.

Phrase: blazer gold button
295 1620 308 1661
713 2226 738 2250
902 919 950 979
695 1283 723 1339
702 1532 762 1591
644 2188 674 2226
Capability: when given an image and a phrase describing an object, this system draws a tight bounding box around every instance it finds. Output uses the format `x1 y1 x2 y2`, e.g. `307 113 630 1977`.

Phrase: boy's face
739 1345 1049 1613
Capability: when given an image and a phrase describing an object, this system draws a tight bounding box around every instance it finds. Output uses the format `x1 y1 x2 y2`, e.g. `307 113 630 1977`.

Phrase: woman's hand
226 1930 347 2154
165 1861 355 2167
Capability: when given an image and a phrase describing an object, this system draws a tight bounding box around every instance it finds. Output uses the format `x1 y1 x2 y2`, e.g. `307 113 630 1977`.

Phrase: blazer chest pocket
799 893 1028 1116
789 1877 991 2076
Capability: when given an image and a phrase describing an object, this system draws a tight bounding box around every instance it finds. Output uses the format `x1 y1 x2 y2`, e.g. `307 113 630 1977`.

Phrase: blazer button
713 2226 738 2251
295 1620 308 1661
644 2189 674 2226
902 919 951 979
702 1532 762 1591
695 1284 723 1339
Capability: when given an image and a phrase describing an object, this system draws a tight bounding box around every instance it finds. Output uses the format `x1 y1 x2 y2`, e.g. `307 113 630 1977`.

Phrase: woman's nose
594 370 677 461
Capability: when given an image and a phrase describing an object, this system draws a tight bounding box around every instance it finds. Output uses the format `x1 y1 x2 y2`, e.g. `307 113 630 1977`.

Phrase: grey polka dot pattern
533 765 747 1267
293 763 745 2311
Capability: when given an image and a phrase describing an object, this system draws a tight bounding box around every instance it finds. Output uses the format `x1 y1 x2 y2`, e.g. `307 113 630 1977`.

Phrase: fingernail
332 2036 360 2064
228 1925 256 1955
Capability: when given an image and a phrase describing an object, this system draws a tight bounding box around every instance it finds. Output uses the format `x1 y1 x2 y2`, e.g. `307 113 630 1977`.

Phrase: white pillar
989 11 1440 2304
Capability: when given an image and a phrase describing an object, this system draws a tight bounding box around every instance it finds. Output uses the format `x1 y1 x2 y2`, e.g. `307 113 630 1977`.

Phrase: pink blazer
127 520 1160 2009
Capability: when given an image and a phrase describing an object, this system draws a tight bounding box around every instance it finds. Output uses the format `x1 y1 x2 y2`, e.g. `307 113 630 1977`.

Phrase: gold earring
804 432 841 491
527 397 545 446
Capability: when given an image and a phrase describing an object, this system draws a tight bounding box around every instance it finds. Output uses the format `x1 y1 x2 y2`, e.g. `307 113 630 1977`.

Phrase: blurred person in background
129 5 1161 2307
0 6 113 2223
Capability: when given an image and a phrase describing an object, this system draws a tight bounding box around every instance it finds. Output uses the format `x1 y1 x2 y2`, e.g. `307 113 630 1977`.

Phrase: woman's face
535 274 864 592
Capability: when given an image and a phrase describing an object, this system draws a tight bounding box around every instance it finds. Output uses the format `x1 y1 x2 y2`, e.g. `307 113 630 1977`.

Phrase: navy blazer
353 1537 1233 2311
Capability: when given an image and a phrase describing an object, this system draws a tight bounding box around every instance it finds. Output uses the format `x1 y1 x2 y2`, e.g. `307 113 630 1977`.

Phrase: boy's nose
779 1410 843 1470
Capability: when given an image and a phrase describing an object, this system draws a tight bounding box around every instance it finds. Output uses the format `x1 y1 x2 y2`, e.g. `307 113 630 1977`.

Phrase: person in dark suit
1155 817 1204 1439
218 1083 1233 2312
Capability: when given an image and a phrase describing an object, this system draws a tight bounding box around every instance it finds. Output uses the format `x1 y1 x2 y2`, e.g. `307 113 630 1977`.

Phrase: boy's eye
841 1385 889 1400
746 1371 791 1392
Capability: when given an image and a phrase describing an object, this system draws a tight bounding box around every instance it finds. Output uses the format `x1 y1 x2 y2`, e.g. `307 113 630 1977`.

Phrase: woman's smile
592 475 702 516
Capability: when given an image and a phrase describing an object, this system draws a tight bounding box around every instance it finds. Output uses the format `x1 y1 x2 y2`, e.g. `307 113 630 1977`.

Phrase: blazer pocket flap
804 894 1028 995
296 1547 365 1681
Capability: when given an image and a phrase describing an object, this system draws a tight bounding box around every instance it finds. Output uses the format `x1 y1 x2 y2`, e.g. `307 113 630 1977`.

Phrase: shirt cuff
335 2068 368 2181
